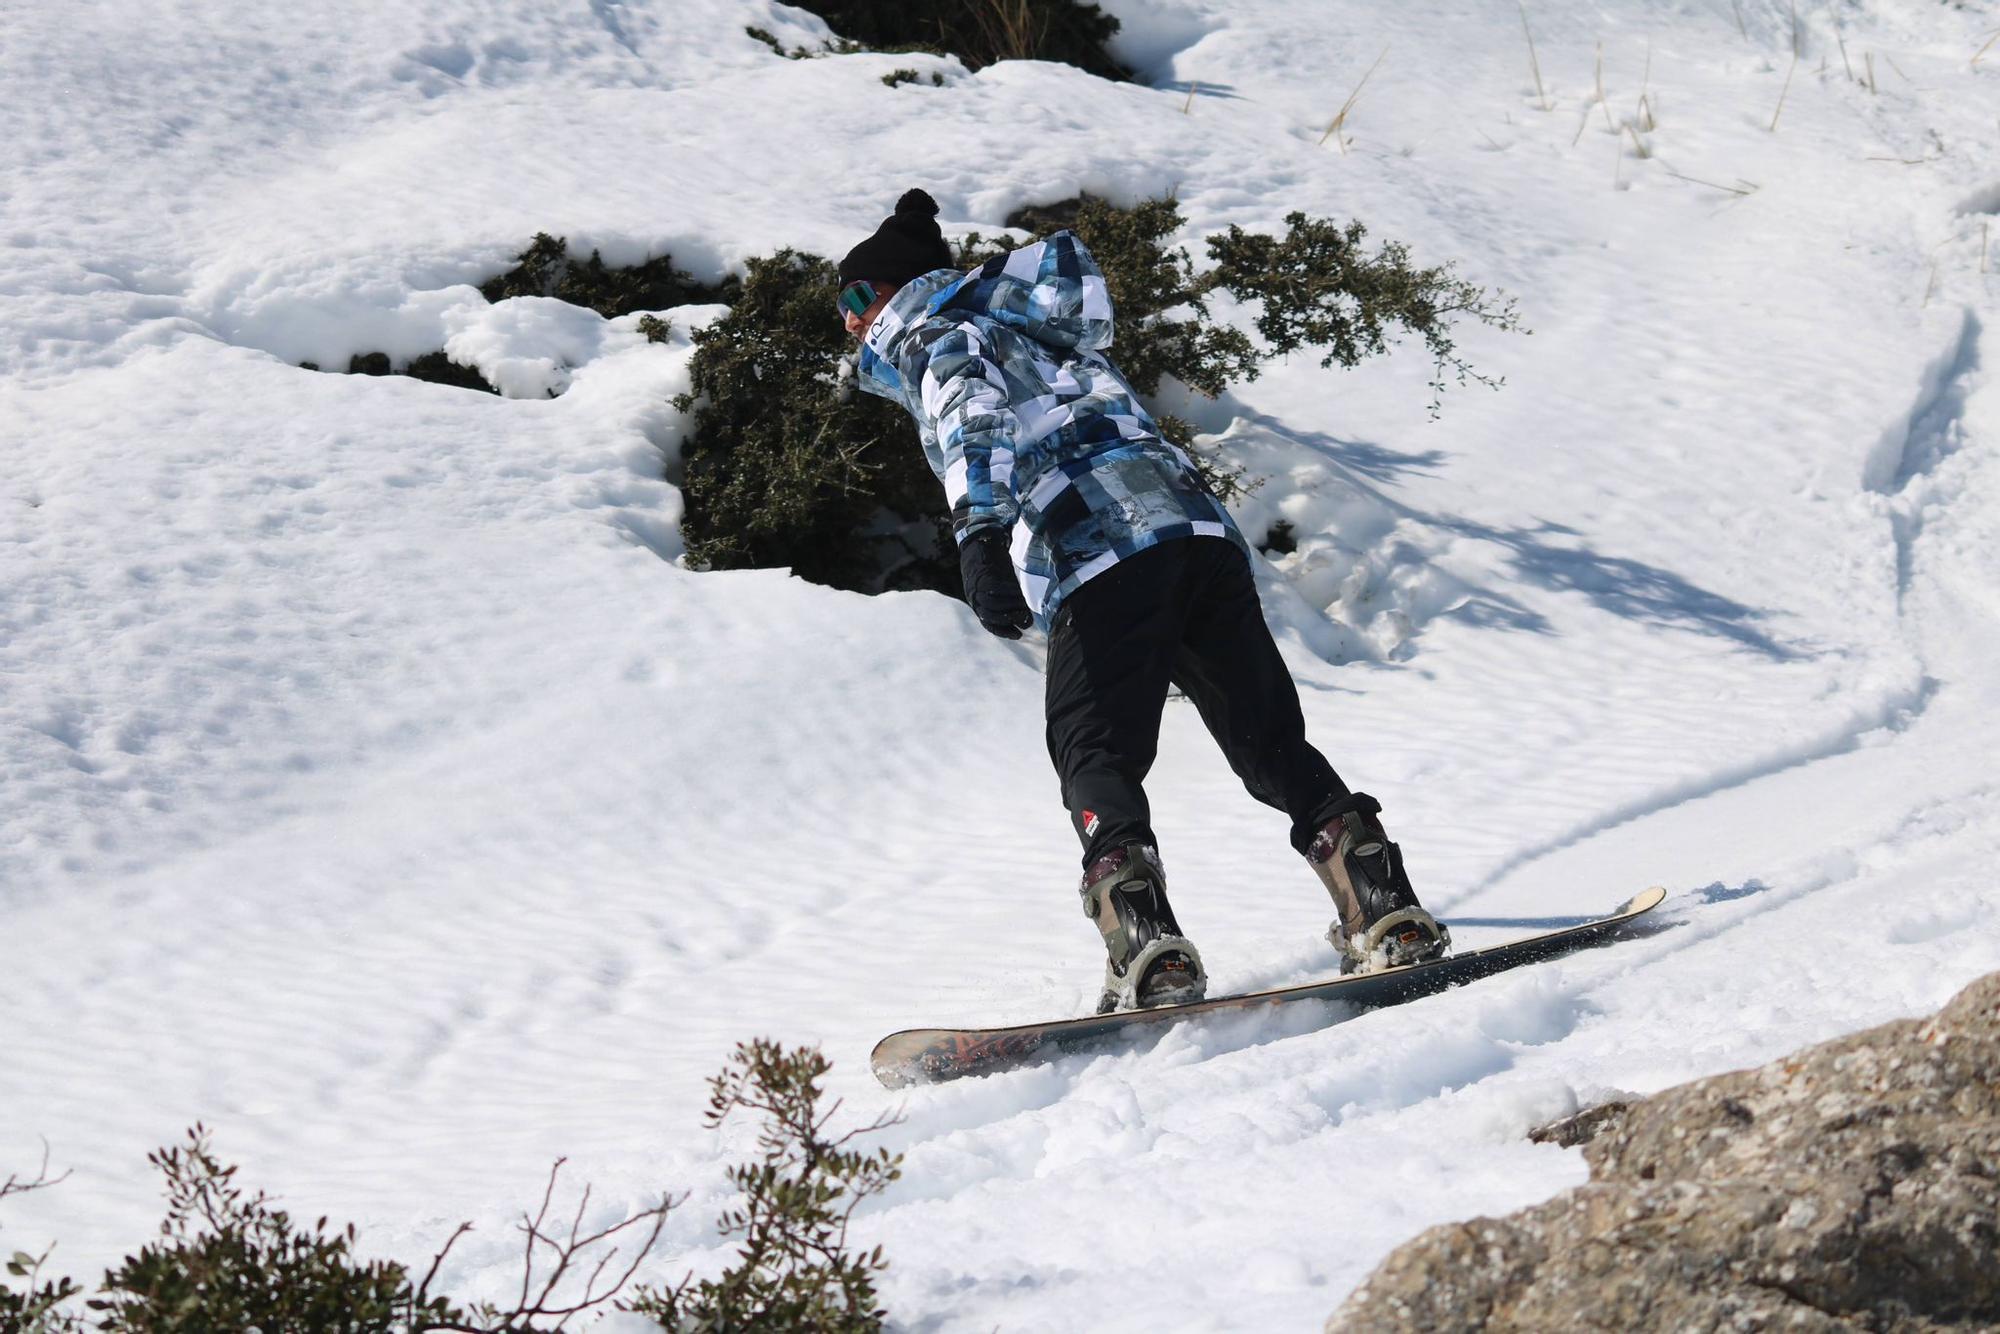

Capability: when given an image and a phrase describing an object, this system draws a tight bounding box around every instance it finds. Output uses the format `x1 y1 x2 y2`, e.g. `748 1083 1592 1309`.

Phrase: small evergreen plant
0 1043 897 1333
673 249 956 593
623 1041 903 1331
1203 212 1522 416
87 1128 460 1333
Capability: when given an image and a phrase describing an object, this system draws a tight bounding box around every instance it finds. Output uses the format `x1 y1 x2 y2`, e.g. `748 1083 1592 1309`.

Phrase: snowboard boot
1306 795 1451 975
1080 843 1207 1014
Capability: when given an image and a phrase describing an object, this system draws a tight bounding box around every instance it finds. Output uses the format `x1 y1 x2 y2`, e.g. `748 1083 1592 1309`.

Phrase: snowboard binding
1307 794 1451 975
1080 844 1207 1014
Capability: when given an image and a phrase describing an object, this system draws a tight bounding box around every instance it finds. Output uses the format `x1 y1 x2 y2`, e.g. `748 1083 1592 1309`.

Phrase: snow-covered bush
303 234 733 396
786 0 1130 80
879 67 944 87
478 233 737 320
334 348 500 395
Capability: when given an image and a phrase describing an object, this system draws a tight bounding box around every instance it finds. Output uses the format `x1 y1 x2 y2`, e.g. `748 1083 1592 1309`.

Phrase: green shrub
785 0 1130 79
0 1043 898 1333
673 195 1518 594
673 248 958 594
87 1128 461 1333
4 1245 86 1333
0 1266 85 1334
623 1041 902 1333
1203 212 1523 416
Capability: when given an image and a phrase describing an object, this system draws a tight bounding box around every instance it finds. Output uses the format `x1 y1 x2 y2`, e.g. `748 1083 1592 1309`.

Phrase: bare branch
1662 167 1760 196
439 1160 682 1331
514 1155 567 1313
0 1139 71 1202
414 1220 476 1311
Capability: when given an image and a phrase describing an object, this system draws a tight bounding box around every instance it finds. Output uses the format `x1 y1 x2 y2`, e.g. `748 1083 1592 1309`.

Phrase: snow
3 0 1998 1328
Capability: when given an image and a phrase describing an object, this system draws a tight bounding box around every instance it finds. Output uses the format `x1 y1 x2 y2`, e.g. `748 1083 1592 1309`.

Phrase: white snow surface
4 0 1999 1327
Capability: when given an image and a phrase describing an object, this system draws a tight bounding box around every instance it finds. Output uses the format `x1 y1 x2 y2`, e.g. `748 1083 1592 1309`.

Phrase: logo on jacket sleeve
1082 810 1100 836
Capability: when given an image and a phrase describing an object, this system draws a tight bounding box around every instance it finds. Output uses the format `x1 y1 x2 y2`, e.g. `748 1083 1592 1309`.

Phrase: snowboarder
840 189 1449 1013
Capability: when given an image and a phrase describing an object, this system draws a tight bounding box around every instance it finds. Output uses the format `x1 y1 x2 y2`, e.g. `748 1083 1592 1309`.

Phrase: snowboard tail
871 887 1668 1089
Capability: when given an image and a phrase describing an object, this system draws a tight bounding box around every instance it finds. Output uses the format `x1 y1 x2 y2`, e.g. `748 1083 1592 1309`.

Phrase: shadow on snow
1254 414 1803 662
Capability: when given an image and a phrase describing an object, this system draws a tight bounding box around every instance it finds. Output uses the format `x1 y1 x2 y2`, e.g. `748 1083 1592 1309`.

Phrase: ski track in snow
3 1 2000 1329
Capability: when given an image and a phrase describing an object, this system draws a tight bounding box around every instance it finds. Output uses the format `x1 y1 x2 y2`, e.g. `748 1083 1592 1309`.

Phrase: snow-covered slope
3 1 1997 1327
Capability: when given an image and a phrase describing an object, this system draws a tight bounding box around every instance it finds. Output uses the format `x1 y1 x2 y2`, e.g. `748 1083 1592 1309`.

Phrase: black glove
959 529 1034 640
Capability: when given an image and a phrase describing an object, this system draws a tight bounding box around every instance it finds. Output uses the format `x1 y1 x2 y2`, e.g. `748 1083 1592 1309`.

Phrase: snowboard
871 886 1667 1088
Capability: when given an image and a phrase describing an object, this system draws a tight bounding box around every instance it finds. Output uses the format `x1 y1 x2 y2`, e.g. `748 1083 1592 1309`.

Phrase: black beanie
839 188 955 288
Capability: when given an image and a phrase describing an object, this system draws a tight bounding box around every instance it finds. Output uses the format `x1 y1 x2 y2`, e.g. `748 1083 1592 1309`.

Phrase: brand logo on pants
1082 810 1100 836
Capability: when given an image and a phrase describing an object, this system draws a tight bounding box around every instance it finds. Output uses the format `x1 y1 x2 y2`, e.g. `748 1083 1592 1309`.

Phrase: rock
1526 1098 1633 1148
1327 972 2000 1333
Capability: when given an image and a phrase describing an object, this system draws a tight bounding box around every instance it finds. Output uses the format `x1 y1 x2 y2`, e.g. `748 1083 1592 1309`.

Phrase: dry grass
1663 168 1758 196
1975 29 1999 69
1519 3 1549 111
1596 42 1613 131
966 0 1051 64
1637 41 1655 130
1182 79 1200 114
1769 52 1799 131
1319 45 1388 150
1827 2 1854 82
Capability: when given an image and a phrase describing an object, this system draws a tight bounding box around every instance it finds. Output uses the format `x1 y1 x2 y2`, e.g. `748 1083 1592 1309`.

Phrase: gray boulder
1326 971 2000 1332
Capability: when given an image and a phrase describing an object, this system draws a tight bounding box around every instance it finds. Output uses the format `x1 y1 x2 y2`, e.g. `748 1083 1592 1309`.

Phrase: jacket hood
855 232 1115 402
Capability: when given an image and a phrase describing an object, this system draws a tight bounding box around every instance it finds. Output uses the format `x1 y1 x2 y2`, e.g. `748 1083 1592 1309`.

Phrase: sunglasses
837 279 878 322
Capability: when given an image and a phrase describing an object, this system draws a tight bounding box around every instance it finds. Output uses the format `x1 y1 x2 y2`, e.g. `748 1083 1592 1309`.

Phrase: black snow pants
1044 536 1352 868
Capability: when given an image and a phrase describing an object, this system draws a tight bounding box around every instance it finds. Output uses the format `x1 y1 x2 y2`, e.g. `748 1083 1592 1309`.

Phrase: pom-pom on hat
839 188 955 288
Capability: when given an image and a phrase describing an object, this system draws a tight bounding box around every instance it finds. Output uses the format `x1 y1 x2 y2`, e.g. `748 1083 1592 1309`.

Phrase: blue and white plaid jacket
855 231 1249 628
